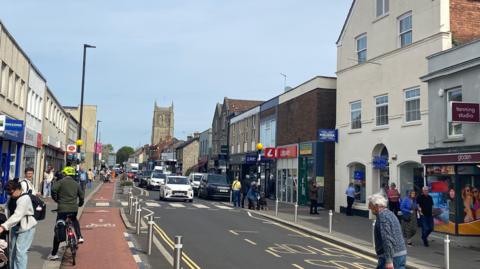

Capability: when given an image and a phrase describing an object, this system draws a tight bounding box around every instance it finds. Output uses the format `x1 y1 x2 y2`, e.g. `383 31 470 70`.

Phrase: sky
1 0 351 151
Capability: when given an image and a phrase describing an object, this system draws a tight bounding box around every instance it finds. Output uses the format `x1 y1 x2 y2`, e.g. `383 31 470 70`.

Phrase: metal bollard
444 234 450 269
133 201 139 223
372 220 376 247
136 207 142 235
329 210 333 234
173 236 183 269
148 215 154 255
275 199 279 217
294 203 298 223
128 193 133 214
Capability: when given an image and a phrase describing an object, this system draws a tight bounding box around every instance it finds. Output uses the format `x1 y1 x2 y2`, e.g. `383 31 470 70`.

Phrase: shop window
349 163 366 203
447 88 462 137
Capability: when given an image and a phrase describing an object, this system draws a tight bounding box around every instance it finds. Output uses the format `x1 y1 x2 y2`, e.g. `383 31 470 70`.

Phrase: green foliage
116 146 135 164
120 180 133 187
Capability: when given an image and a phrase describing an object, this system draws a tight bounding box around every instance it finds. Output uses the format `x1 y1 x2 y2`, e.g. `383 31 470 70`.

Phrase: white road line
265 249 281 258
121 202 128 206
215 205 233 210
244 239 257 246
229 230 239 236
292 264 304 269
123 232 129 237
247 212 252 217
127 241 135 248
95 202 110 207
133 254 142 263
192 204 210 209
145 202 160 207
169 203 186 208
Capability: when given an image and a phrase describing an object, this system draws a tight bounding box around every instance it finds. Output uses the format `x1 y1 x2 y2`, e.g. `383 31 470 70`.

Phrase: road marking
229 230 239 236
133 254 141 263
247 212 252 217
121 202 128 206
95 202 110 207
123 232 129 237
145 202 160 207
169 203 186 208
215 205 233 210
244 239 257 246
265 249 281 258
127 241 134 248
292 264 304 269
192 204 209 209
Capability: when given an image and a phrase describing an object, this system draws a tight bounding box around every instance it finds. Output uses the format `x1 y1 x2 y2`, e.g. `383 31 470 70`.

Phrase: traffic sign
66 144 77 153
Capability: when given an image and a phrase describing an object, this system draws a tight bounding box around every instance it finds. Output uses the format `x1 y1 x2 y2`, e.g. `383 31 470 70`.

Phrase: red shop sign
451 102 480 123
264 148 276 159
421 152 480 164
276 145 298 159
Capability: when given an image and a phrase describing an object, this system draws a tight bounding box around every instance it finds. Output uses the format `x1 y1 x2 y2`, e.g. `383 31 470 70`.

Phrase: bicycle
65 214 78 266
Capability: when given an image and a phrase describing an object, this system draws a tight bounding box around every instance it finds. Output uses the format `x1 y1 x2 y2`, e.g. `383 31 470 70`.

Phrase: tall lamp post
94 120 102 170
256 143 263 187
77 43 96 162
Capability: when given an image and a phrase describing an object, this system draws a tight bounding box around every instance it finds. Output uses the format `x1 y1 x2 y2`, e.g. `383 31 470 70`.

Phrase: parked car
159 176 193 202
133 171 142 182
139 171 152 187
188 173 205 196
147 171 167 190
198 174 231 200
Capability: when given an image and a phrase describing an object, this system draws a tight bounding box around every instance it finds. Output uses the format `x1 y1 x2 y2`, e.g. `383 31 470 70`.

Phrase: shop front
274 145 298 204
43 136 65 173
420 150 480 236
24 128 42 188
0 115 25 203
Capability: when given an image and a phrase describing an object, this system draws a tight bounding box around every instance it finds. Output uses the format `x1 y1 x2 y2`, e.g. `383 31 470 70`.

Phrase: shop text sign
264 148 276 158
451 102 480 123
421 152 480 164
264 146 298 159
318 129 338 143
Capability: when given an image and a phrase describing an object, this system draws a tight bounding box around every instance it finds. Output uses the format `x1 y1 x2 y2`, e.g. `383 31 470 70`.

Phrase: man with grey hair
368 193 407 269
417 186 434 247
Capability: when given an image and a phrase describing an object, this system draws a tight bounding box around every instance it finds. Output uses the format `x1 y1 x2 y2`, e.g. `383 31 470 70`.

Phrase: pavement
117 184 382 269
28 180 102 269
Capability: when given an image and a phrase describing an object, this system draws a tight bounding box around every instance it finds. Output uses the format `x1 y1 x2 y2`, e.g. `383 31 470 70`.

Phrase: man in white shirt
21 167 39 196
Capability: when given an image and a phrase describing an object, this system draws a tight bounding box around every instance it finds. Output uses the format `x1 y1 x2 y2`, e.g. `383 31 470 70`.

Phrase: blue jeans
420 216 434 241
10 227 36 269
43 181 51 198
376 255 406 269
232 190 241 207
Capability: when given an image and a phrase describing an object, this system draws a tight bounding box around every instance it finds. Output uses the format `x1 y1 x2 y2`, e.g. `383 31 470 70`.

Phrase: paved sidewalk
258 201 480 269
28 180 102 269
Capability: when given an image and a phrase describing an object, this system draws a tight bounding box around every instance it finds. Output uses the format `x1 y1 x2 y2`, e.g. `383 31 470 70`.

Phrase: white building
334 0 480 217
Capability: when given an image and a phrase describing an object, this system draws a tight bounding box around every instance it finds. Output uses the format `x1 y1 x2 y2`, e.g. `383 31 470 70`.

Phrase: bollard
444 234 450 269
128 194 133 215
329 210 333 234
173 236 183 269
372 220 376 247
294 203 298 223
136 207 142 235
133 201 139 223
229 190 233 204
275 199 279 217
148 215 154 255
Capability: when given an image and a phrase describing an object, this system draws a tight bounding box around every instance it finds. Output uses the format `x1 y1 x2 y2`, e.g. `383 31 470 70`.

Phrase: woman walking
43 166 54 198
400 190 418 246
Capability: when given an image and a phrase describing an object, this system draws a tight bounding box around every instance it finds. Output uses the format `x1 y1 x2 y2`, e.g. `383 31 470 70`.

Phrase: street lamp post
77 44 96 161
256 143 263 187
94 120 102 170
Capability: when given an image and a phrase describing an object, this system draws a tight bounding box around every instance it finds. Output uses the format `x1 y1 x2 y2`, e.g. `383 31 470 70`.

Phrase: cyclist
48 166 85 260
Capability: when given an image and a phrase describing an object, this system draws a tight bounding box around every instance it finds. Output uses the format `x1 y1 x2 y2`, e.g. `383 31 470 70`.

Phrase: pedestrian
79 166 87 192
0 180 37 269
241 175 250 208
400 190 418 246
87 169 95 189
417 186 434 247
48 166 85 260
247 181 258 210
387 183 401 217
309 177 319 215
43 166 54 198
368 193 407 269
21 167 39 196
231 177 241 207
345 183 356 216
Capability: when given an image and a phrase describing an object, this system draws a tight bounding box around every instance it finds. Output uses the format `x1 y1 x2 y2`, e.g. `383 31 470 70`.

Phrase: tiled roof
224 98 263 114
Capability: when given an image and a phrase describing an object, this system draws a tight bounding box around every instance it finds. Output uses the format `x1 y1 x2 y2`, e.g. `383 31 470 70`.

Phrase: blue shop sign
354 170 365 180
246 154 269 164
373 156 388 170
0 116 25 143
318 129 338 143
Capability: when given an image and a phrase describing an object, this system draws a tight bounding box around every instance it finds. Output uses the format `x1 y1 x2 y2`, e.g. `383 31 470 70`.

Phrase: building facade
259 97 279 198
64 105 97 169
151 102 174 145
419 39 480 236
176 137 199 175
334 0 480 217
197 128 212 172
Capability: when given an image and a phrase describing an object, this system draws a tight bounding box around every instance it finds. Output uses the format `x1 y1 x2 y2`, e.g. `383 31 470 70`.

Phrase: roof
336 0 356 45
224 98 263 114
175 137 199 150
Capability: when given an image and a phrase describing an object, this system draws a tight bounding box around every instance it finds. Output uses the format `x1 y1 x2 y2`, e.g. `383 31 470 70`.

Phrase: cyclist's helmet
62 166 76 176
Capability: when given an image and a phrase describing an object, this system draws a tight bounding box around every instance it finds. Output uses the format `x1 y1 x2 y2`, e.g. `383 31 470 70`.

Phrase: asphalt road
125 184 378 269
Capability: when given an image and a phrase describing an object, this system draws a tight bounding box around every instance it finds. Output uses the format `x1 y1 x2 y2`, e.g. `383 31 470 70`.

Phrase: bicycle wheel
70 239 77 266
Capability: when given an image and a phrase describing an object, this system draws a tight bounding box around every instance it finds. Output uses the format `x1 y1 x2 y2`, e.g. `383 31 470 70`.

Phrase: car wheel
189 199 193 203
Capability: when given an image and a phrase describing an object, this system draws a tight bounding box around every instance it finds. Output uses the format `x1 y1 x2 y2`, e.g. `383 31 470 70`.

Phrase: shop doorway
372 144 389 194
398 162 423 197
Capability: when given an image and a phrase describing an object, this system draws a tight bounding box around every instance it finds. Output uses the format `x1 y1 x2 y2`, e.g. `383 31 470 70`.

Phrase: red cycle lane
61 182 138 269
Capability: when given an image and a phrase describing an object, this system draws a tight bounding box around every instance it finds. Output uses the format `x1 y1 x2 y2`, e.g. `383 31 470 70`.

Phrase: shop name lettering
454 106 477 119
6 122 23 128
457 154 472 162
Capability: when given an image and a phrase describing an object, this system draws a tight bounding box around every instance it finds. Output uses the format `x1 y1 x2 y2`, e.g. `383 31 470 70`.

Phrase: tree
101 144 114 161
117 146 134 165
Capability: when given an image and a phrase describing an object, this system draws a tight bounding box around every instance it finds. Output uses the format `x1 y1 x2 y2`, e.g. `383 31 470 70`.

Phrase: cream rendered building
64 105 97 169
334 0 469 217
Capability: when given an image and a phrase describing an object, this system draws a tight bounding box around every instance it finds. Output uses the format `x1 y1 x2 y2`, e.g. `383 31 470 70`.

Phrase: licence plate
219 189 228 193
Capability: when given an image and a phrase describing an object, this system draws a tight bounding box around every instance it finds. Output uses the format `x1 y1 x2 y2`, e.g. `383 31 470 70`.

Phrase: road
124 184 378 269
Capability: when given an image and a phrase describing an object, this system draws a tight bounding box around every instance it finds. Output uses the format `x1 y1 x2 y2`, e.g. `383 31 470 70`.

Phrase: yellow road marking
265 249 281 258
244 239 257 245
292 264 304 269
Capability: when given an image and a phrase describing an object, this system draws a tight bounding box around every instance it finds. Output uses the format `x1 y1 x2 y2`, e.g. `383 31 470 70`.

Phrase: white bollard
294 203 298 223
173 236 183 269
136 207 142 235
148 215 154 255
275 199 279 217
329 210 333 233
444 234 450 269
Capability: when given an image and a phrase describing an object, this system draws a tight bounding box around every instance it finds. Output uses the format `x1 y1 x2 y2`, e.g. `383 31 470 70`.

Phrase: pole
77 44 95 155
329 210 333 234
134 197 139 220
275 198 279 217
294 178 298 223
372 220 376 247
148 215 154 255
94 120 101 170
444 234 450 269
136 207 142 235
173 236 183 269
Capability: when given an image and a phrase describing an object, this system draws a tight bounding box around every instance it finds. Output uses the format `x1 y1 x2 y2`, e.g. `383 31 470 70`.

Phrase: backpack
7 179 46 221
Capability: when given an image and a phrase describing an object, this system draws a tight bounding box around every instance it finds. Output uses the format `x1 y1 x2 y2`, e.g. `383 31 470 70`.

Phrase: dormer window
376 0 389 17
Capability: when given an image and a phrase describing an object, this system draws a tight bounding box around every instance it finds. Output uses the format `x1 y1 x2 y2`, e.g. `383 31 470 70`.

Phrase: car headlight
165 186 171 191
188 187 193 192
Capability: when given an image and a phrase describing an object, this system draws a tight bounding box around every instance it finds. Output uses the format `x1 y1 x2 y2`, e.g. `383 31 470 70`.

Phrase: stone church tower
151 102 174 145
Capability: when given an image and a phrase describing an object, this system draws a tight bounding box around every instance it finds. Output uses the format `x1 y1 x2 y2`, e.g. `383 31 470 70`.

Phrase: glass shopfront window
277 168 298 204
349 163 366 203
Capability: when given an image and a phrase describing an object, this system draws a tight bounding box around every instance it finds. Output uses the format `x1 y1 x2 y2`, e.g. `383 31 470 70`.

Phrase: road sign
66 144 77 153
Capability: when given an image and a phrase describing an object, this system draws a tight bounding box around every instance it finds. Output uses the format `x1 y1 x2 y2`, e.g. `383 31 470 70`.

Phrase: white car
147 171 167 190
188 173 205 196
159 176 194 202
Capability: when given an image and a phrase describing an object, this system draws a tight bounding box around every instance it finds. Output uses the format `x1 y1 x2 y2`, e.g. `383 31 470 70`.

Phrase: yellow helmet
62 166 76 176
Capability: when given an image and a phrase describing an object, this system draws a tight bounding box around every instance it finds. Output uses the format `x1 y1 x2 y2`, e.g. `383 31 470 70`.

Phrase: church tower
151 102 174 145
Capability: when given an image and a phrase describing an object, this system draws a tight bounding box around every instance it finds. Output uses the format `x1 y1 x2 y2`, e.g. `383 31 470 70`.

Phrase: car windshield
208 174 227 184
167 177 189 184
152 172 166 179
193 175 203 181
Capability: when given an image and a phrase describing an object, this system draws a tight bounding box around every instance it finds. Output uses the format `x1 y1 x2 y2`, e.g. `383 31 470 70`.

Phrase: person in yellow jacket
231 177 242 207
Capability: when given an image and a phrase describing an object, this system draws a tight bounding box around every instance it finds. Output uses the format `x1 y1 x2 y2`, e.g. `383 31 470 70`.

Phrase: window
375 95 389 126
0 63 6 95
19 81 25 108
376 0 389 17
8 70 14 100
447 88 462 137
356 34 367 64
399 13 412 47
405 88 420 122
350 101 362 129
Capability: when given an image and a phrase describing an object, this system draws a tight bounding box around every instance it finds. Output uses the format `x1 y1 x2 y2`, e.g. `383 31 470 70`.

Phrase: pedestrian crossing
127 200 236 210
